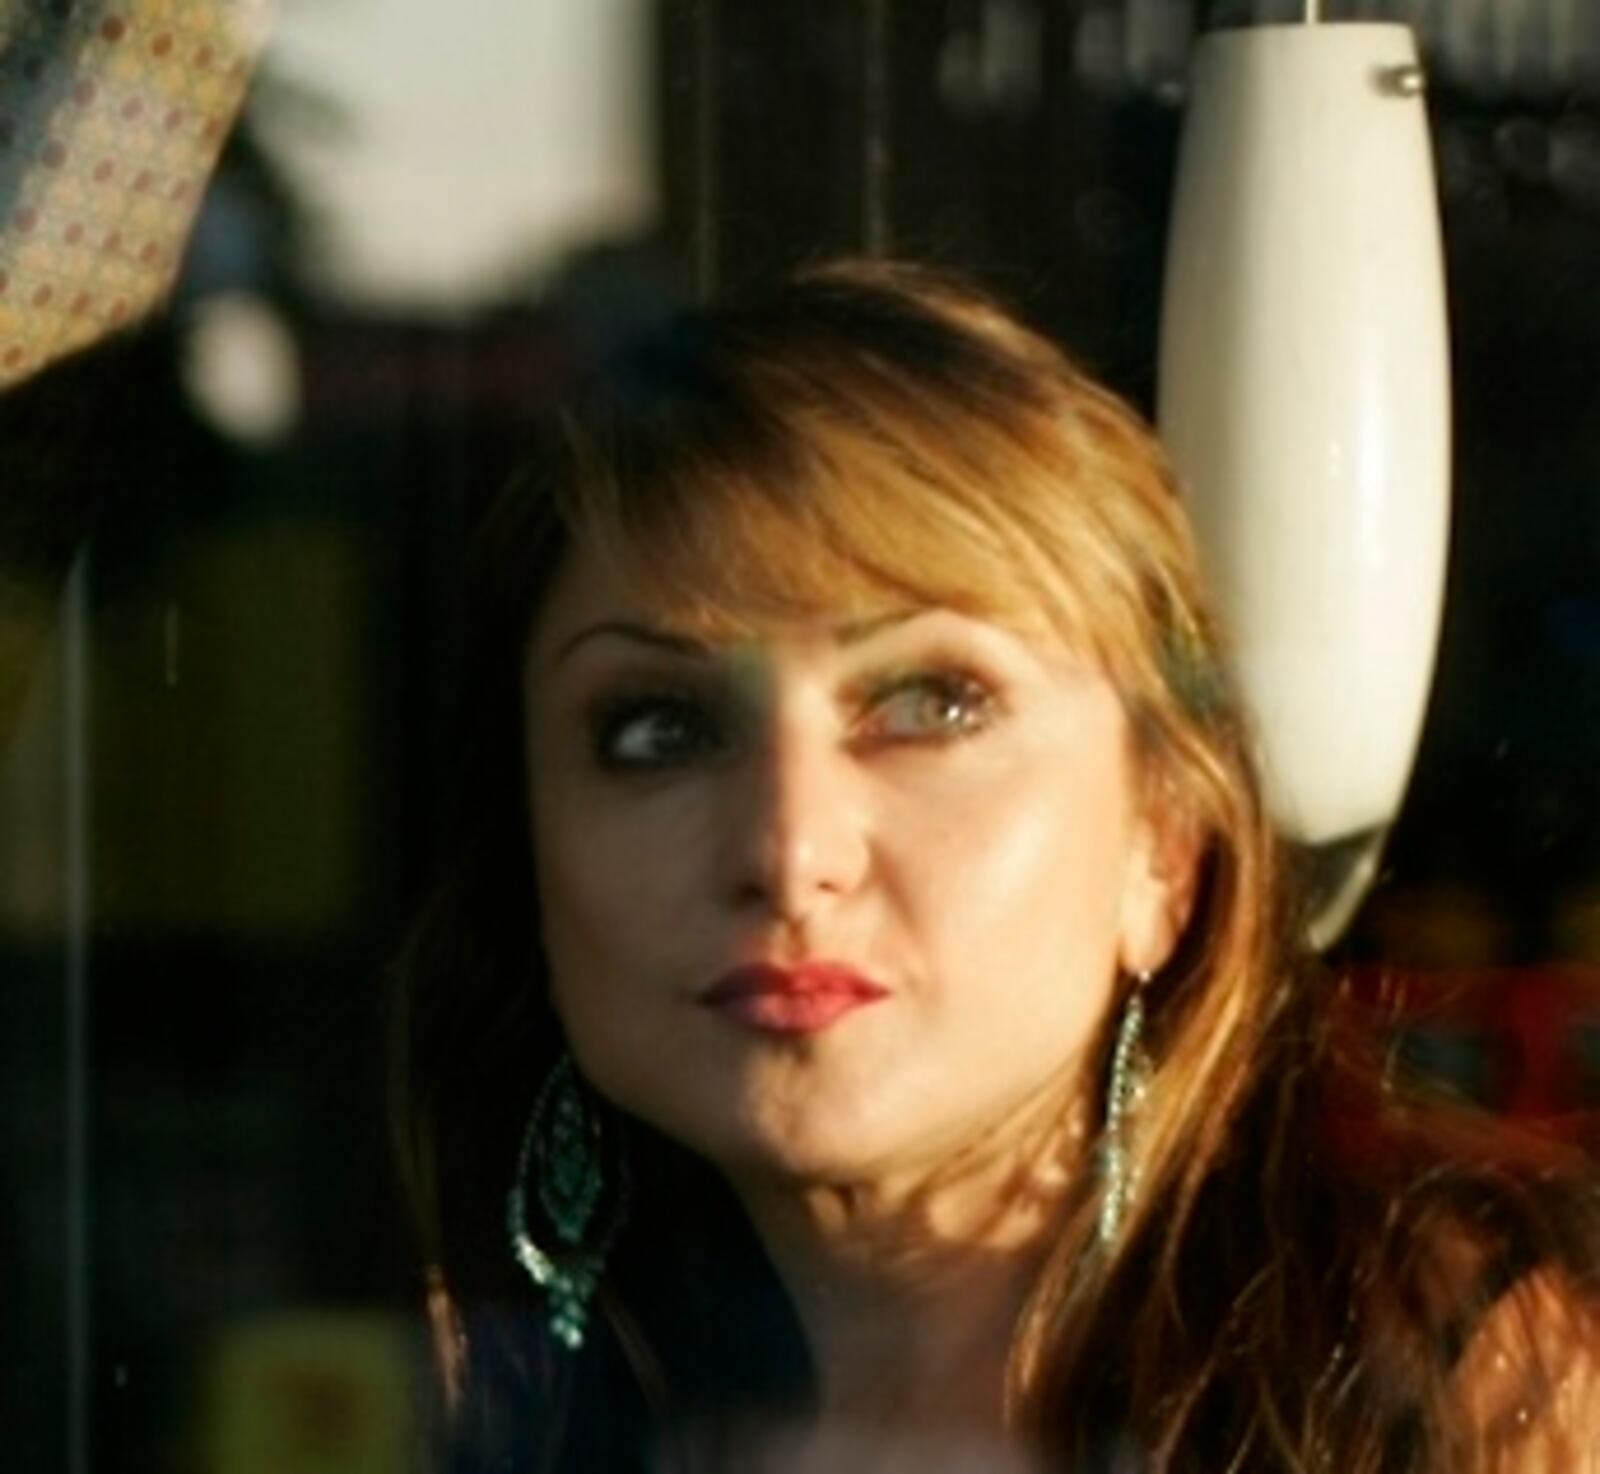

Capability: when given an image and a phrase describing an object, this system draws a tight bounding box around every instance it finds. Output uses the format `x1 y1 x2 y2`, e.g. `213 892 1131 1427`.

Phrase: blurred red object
1321 964 1600 1171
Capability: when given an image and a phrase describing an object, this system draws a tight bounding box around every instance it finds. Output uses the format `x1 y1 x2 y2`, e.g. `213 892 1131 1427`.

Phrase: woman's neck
726 1083 1088 1439
767 1226 1039 1430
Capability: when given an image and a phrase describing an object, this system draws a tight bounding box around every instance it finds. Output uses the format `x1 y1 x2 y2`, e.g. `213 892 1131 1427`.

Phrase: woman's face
524 543 1186 1187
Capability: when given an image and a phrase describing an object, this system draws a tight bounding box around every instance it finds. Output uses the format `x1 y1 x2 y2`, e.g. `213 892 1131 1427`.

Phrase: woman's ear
1117 784 1205 977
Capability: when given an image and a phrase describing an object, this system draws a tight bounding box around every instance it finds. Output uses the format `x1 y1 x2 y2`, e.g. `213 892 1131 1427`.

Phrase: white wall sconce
1157 18 1451 943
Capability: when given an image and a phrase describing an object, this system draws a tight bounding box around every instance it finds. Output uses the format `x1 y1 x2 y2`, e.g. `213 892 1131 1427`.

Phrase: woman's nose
725 713 872 922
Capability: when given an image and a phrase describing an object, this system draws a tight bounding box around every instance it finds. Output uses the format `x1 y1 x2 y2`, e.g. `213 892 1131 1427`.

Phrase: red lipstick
698 962 890 1036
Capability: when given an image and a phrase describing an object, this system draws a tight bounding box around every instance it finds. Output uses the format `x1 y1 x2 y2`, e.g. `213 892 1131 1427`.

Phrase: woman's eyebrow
553 609 927 665
835 609 921 646
552 621 713 665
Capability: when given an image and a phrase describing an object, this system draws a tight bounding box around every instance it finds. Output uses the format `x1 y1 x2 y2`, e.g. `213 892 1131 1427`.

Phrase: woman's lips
697 961 891 1035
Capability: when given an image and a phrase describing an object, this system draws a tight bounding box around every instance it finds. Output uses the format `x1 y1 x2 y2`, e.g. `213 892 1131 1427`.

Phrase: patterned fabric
0 0 269 388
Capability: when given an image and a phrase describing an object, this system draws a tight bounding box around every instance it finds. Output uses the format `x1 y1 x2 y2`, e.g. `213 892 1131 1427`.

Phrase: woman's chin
660 1093 909 1190
706 1101 972 1195
721 1135 887 1190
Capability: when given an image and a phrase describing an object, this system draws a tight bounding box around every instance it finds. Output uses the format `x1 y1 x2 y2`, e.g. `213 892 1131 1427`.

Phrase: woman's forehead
527 536 1065 663
523 563 1112 727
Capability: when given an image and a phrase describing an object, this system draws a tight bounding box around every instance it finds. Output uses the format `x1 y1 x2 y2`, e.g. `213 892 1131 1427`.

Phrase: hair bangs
555 377 1087 650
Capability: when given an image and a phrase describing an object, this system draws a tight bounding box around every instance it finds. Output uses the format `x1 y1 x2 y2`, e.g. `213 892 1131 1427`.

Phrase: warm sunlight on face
523 545 1168 1189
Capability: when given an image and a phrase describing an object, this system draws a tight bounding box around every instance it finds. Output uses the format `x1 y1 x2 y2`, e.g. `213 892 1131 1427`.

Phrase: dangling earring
505 1052 630 1350
1097 970 1153 1250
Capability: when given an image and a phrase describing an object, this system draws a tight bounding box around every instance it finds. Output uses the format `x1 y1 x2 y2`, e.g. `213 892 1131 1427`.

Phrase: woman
392 260 1600 1472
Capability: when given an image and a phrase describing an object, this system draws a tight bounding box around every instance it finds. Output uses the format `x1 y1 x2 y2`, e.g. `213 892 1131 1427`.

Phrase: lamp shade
1158 23 1450 845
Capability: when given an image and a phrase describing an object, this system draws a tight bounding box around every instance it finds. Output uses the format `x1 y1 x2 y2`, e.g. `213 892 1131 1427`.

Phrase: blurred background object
0 0 272 388
1159 22 1449 877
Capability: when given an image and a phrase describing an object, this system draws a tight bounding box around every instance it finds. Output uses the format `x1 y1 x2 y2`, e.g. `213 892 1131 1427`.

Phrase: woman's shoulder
1448 1261 1600 1470
1353 1144 1600 1471
1282 1005 1600 1467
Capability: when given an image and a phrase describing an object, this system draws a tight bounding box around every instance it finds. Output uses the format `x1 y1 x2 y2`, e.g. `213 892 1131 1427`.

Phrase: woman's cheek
535 787 701 999
919 760 1129 960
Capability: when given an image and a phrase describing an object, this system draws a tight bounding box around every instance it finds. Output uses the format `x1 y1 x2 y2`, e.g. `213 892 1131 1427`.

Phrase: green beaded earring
1097 970 1153 1250
506 1052 630 1350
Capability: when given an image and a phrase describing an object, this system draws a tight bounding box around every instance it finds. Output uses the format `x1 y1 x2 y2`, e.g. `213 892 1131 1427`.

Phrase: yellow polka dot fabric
0 0 270 388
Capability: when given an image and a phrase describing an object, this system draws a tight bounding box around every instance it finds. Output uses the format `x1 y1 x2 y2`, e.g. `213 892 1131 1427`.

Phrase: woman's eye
859 670 996 744
591 694 722 770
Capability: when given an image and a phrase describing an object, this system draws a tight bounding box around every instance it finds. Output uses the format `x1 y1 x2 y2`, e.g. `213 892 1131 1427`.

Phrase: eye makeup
548 606 1039 780
848 663 1001 748
578 654 1007 777
585 678 736 773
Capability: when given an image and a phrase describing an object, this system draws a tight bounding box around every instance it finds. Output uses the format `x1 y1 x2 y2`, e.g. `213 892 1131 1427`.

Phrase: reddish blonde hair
393 260 1600 1473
